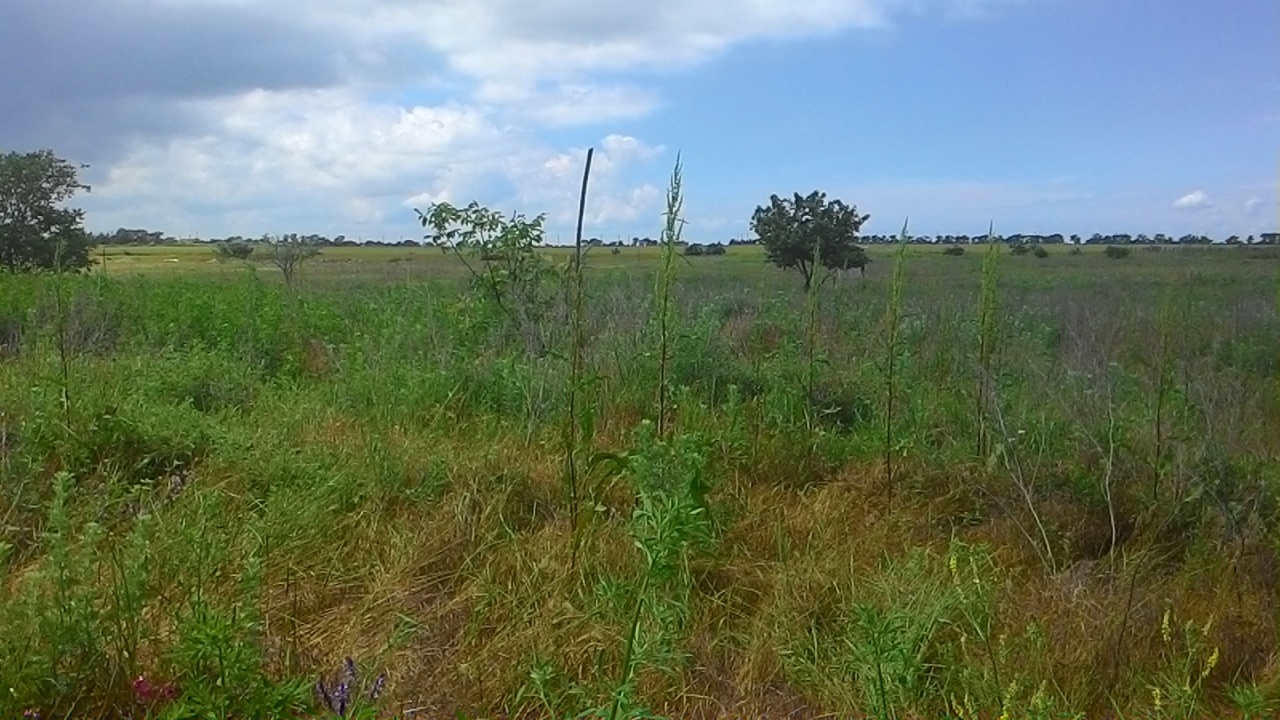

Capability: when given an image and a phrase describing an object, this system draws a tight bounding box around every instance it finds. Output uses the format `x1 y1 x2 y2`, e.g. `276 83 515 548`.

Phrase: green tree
0 149 94 272
750 191 869 290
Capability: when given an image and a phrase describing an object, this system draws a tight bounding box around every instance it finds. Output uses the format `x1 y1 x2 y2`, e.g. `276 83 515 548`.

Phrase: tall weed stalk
655 156 684 440
976 223 999 460
883 219 909 492
565 147 594 567
1151 285 1178 501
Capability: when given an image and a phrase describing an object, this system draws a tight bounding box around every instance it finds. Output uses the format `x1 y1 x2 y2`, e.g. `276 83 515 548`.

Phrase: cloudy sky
2 0 1276 241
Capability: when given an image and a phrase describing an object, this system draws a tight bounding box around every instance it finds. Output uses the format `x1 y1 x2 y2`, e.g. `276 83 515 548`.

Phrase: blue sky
2 0 1276 241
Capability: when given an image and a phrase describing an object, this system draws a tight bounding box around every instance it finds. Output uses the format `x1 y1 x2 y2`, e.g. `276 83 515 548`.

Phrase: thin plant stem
566 147 594 569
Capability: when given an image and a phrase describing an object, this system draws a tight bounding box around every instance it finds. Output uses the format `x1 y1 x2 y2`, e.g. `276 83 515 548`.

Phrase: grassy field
2 240 1279 718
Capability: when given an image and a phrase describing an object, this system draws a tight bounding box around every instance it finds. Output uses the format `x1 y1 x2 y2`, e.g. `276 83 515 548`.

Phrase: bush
704 243 727 256
684 244 705 257
942 245 965 256
1069 247 1083 256
1009 243 1031 256
212 242 254 261
1105 245 1131 259
1033 246 1049 259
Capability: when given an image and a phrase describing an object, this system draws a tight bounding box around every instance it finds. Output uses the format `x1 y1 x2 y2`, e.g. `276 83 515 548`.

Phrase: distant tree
263 233 321 286
683 243 705 256
213 241 255 261
0 149 95 272
751 191 870 290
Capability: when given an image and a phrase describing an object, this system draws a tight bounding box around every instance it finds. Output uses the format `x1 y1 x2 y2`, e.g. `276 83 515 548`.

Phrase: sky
1 0 1277 243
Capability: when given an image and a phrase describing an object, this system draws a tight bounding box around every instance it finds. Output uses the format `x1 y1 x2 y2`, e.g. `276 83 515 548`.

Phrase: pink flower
132 675 157 701
133 675 179 704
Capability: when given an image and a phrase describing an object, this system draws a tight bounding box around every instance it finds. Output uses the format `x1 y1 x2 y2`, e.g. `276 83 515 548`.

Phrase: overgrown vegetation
1 190 1279 718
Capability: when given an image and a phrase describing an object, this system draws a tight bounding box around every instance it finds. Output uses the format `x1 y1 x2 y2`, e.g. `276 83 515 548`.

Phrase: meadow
1 239 1279 718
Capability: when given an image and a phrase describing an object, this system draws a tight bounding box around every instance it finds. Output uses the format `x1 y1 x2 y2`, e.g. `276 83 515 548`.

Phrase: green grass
2 242 1279 718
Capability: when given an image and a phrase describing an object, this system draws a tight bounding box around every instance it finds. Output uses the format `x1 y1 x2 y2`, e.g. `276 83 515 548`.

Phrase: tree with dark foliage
0 149 94 272
751 191 869 290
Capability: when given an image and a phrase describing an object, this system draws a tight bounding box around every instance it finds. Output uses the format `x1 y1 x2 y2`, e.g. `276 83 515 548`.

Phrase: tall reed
655 155 684 440
1151 284 1177 501
883 219 909 492
975 223 999 460
565 147 594 567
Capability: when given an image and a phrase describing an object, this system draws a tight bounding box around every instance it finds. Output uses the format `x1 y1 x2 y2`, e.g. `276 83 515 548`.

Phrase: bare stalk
989 394 1057 574
566 147 594 568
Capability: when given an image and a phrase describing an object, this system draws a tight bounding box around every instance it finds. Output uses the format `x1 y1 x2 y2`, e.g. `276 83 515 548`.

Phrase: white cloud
1172 190 1212 210
24 0 1032 238
85 87 668 239
1242 197 1263 215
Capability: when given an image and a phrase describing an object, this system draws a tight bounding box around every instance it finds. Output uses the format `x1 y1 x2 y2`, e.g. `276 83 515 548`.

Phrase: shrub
942 245 965 256
1069 246 1083 255
1009 243 1031 256
212 242 254 261
1033 246 1049 259
1105 245 1131 259
683 243 705 256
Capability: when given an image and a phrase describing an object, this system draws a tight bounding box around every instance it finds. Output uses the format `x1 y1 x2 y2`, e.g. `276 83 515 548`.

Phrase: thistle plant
315 657 386 719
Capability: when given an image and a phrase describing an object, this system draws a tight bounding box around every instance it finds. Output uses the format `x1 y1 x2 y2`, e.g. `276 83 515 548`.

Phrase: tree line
3 149 1277 276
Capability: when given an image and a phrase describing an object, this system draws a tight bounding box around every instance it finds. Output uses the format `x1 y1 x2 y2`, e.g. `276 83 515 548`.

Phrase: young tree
416 201 560 355
751 190 869 290
263 233 320 286
0 149 94 272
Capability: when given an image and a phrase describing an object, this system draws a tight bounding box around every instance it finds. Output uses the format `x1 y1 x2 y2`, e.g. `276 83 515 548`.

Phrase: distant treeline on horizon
91 228 1280 248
